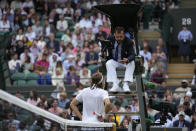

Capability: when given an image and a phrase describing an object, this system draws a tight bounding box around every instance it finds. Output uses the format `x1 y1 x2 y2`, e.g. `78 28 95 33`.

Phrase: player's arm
70 98 82 120
104 98 111 114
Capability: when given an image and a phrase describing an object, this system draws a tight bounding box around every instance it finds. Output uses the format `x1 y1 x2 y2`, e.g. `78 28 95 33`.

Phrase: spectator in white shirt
25 26 36 42
63 4 74 19
22 0 34 9
9 54 21 75
37 36 46 51
32 20 43 37
16 28 24 41
0 14 10 32
11 0 22 11
79 14 92 29
56 15 68 32
86 0 97 10
139 46 152 63
20 47 34 63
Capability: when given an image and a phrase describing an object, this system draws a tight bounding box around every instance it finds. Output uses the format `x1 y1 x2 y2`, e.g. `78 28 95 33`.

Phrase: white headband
91 75 104 90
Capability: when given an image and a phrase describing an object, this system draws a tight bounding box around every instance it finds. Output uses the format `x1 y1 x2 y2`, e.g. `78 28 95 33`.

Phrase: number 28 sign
182 18 192 25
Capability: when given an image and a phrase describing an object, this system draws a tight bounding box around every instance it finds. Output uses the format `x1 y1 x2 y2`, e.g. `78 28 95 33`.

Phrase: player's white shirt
76 87 109 122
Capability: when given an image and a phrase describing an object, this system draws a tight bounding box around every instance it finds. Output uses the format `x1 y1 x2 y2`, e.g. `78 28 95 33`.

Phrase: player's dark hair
91 72 104 89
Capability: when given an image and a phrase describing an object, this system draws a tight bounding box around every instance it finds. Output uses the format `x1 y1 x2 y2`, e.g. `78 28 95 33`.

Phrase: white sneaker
109 84 121 92
123 82 130 92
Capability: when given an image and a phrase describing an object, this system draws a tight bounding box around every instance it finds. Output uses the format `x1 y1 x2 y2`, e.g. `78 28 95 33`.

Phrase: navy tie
115 44 119 61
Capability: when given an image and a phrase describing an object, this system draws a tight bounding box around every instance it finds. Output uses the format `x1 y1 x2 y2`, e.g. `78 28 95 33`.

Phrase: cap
179 111 185 116
181 80 188 84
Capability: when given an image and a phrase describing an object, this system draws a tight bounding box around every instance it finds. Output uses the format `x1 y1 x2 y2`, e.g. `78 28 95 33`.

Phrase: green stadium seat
55 31 64 39
11 72 26 86
26 72 38 86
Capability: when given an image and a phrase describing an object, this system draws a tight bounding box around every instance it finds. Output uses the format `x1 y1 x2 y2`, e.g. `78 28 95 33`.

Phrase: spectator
63 54 75 70
49 55 58 72
150 64 166 84
56 15 68 32
43 19 56 37
25 26 36 42
140 46 152 64
61 29 71 44
51 61 65 86
32 20 43 37
86 0 97 10
20 47 34 63
60 46 72 62
85 44 99 74
11 0 22 11
79 13 92 29
58 92 70 109
79 65 91 86
30 39 41 59
0 14 10 32
46 33 60 53
48 99 63 115
16 29 24 41
66 66 79 85
21 55 33 74
71 27 84 47
36 53 49 72
37 36 46 51
173 111 190 130
120 118 129 129
12 15 22 31
8 54 21 75
190 112 196 131
27 90 40 106
173 80 191 101
63 4 74 19
6 112 20 130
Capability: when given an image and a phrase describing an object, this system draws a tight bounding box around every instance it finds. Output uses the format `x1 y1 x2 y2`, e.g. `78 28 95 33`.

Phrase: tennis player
70 72 111 122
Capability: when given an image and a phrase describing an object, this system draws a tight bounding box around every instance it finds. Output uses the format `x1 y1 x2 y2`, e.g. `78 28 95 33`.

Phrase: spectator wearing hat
173 111 190 130
56 15 68 32
172 105 191 123
63 54 75 70
173 80 191 101
178 25 193 63
58 92 70 109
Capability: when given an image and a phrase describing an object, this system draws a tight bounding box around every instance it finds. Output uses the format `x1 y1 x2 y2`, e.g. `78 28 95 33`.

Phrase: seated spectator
58 92 70 109
11 0 22 11
8 54 21 75
66 66 79 85
46 33 60 53
16 29 24 41
43 19 55 37
51 85 66 99
173 80 191 101
63 4 74 19
150 65 166 85
36 53 49 72
37 36 46 51
22 36 32 47
48 99 63 115
154 45 167 73
72 27 84 47
0 14 10 32
51 61 65 86
173 111 190 129
25 26 36 42
191 68 196 85
180 92 193 108
79 65 91 86
79 13 92 29
60 46 72 62
140 46 152 64
172 104 191 123
140 40 153 53
32 20 43 37
86 0 97 10
85 44 99 74
56 15 68 32
61 29 71 44
82 41 90 53
20 47 34 63
37 71 51 85
12 15 22 31
190 112 196 131
120 118 129 129
21 55 33 74
5 112 20 130
27 90 40 106
49 55 58 72
184 102 192 117
30 39 41 59
63 54 75 70
29 117 45 131
95 25 107 41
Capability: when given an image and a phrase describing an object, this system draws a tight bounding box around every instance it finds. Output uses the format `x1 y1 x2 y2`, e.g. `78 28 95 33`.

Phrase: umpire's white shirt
76 87 109 122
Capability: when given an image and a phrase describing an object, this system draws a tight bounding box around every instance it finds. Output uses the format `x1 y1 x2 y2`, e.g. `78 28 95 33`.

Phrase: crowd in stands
2 0 196 131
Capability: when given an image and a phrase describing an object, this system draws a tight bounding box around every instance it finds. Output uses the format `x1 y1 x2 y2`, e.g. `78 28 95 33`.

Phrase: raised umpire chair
94 4 148 131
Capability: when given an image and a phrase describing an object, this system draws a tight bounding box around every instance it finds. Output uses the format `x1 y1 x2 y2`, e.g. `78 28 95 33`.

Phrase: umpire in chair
106 26 135 92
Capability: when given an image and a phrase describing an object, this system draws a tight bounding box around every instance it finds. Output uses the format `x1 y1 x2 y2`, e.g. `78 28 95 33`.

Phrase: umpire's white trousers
106 59 135 83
